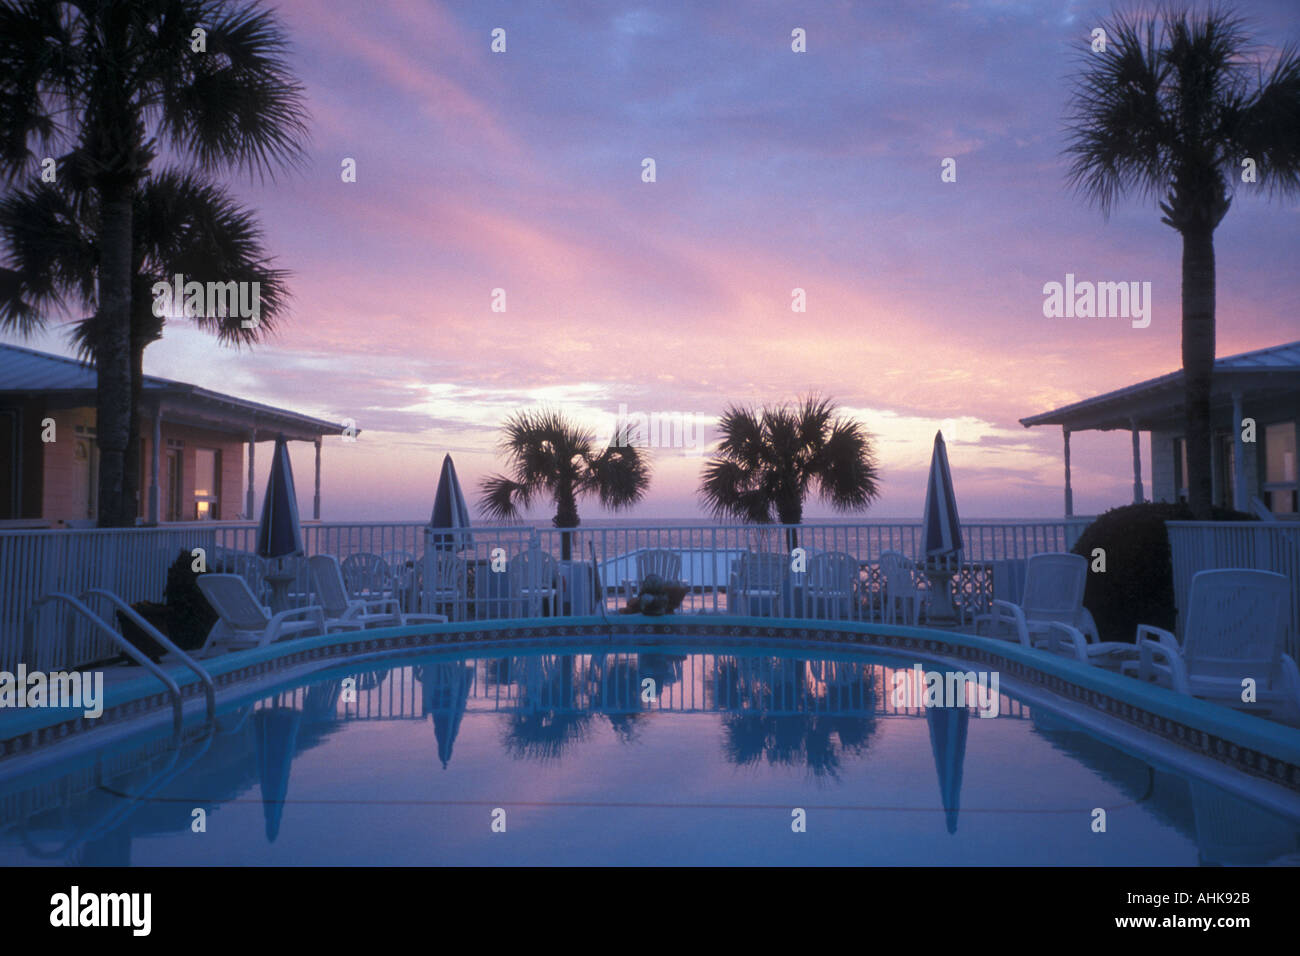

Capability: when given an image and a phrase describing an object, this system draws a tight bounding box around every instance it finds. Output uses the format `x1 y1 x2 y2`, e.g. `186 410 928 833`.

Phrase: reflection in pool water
1 646 1297 866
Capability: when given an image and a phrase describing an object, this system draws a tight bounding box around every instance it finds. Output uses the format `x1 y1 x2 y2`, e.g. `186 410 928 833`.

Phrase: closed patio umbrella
256 435 303 612
428 454 474 553
920 431 963 622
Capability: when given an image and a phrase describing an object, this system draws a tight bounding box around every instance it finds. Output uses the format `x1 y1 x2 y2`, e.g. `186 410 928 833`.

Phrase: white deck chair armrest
1137 628 1188 692
1079 607 1100 643
986 600 1030 645
269 605 325 634
1135 624 1179 651
354 597 402 615
1041 622 1089 662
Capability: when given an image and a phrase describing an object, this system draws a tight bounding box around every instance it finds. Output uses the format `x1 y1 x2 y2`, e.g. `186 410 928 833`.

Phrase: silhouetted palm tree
0 0 307 525
699 395 879 549
1065 7 1300 518
479 409 651 559
0 171 289 520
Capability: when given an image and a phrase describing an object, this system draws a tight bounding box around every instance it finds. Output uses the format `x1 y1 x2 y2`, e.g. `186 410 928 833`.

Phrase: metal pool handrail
80 587 216 724
22 592 184 735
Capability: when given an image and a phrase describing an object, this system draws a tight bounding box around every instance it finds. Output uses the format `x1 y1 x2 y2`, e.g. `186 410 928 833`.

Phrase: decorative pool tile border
3 615 1299 795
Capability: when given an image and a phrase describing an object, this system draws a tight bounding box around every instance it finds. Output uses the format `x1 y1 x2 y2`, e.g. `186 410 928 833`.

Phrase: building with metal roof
1020 341 1300 516
0 343 353 526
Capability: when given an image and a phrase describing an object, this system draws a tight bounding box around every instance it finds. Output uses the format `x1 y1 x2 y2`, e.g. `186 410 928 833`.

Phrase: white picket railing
2 518 1093 672
1167 520 1300 661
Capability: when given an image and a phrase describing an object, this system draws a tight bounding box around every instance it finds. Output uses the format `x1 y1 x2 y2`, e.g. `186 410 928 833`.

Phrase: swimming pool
2 638 1298 866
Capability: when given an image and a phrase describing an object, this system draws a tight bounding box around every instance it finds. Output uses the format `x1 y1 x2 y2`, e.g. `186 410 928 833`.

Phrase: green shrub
1070 502 1254 643
163 549 218 651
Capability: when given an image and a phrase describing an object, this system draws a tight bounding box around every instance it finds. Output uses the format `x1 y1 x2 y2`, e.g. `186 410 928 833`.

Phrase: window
193 448 221 520
1173 437 1189 502
1264 422 1297 514
165 448 183 521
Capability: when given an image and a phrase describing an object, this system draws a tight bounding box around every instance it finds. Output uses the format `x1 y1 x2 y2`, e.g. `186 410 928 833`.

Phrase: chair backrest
1182 569 1289 682
508 548 558 592
308 554 352 617
736 552 786 589
637 549 682 582
383 551 415 572
879 550 919 597
424 550 466 592
341 552 390 595
807 552 858 594
1020 552 1087 624
196 574 271 631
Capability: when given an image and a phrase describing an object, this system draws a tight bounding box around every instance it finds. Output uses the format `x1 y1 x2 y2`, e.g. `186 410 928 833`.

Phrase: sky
5 0 1298 522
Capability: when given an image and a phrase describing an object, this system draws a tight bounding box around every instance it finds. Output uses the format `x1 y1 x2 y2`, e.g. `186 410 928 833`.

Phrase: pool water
2 643 1298 866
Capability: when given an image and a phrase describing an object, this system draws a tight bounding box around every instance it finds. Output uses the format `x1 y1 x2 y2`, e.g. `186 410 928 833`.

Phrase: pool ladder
21 590 216 735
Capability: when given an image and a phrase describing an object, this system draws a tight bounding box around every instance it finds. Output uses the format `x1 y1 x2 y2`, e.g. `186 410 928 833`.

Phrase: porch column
147 405 162 524
246 431 256 519
313 436 322 520
1130 417 1143 504
1232 391 1246 511
1062 426 1073 517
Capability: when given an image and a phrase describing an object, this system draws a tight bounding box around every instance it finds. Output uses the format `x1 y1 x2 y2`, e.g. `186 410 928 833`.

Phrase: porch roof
1019 340 1300 433
0 342 350 442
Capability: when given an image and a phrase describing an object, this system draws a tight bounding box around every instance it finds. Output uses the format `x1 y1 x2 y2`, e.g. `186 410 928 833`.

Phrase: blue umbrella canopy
921 431 963 560
428 454 473 552
256 435 302 559
926 705 969 835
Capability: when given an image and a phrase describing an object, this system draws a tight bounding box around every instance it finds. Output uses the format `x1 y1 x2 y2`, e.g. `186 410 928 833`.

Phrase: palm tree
479 409 651 559
0 0 307 525
0 170 290 521
1064 7 1300 519
699 395 880 548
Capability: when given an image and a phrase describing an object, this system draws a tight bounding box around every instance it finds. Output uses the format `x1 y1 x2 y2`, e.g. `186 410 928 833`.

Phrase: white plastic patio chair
508 547 559 618
421 549 468 621
974 552 1098 647
805 551 860 620
879 550 923 625
729 552 789 616
1121 569 1300 716
196 573 326 653
309 554 406 631
340 552 392 600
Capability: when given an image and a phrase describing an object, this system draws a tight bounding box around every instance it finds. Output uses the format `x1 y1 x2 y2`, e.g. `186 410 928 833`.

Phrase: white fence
2 518 1092 672
1167 520 1300 661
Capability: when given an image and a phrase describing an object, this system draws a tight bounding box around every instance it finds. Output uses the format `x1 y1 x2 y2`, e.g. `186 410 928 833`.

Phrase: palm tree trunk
554 483 579 561
1181 225 1216 520
123 336 146 524
95 190 134 528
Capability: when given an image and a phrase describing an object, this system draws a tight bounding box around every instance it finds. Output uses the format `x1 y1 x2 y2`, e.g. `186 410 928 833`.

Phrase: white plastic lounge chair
508 547 559 617
1121 569 1300 717
729 552 789 616
879 550 923 625
806 551 860 620
309 554 406 631
974 552 1098 647
421 549 468 621
196 574 326 653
